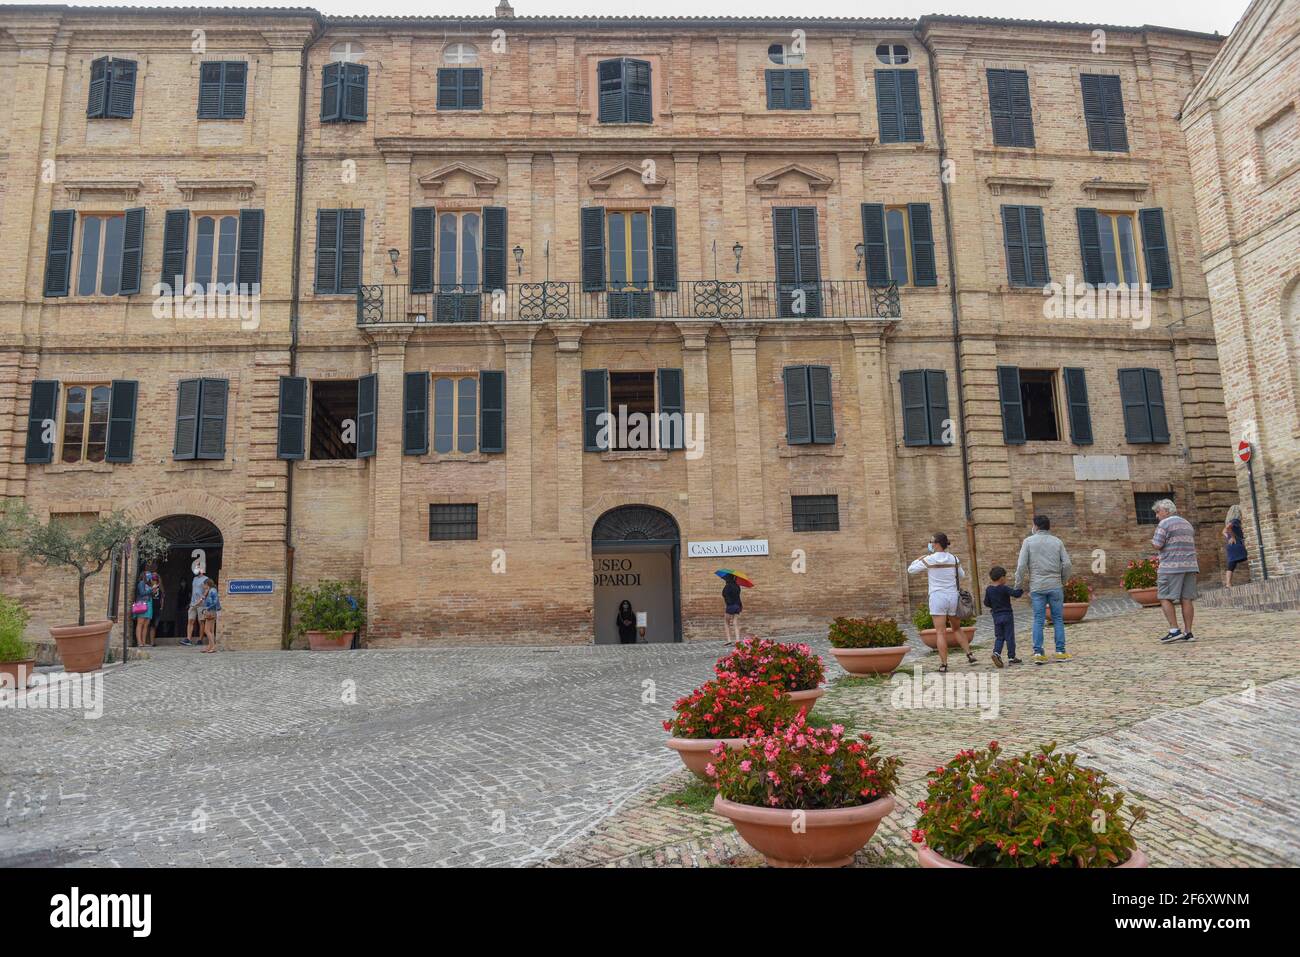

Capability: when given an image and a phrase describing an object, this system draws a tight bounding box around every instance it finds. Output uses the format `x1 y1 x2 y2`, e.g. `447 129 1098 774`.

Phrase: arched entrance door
141 515 224 643
591 505 681 644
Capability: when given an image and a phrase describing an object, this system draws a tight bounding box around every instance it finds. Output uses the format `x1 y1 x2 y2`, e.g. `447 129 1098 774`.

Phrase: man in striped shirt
1152 499 1199 643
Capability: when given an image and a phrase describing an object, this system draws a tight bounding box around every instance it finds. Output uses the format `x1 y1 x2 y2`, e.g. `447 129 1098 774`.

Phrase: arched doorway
591 505 681 644
141 515 224 643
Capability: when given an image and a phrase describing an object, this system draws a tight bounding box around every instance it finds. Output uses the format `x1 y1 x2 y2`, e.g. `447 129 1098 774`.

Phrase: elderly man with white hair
1151 498 1199 643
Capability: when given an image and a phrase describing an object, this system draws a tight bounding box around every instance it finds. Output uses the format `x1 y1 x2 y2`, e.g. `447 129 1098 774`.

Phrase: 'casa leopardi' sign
685 539 770 558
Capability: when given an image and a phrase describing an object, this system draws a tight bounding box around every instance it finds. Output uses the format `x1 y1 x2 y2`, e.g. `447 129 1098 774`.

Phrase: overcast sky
6 1 1246 37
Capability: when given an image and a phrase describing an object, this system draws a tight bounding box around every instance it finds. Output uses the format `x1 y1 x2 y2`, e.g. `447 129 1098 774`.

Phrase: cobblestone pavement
547 605 1300 867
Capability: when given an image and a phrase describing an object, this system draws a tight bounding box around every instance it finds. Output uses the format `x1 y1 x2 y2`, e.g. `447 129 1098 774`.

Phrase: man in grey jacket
1014 514 1074 664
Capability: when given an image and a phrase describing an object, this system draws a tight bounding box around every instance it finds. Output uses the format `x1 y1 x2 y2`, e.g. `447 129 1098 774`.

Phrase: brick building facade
1182 0 1299 580
0 5 1236 648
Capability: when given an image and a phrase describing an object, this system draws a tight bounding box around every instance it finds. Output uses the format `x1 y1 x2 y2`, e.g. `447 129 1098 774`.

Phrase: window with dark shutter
104 380 138 463
315 209 364 294
1001 205 1050 287
581 207 606 292
236 209 264 287
875 69 922 143
597 58 652 124
1062 367 1093 445
198 61 246 119
277 376 307 460
401 371 429 456
996 365 1026 445
766 69 811 110
924 370 950 445
987 69 1033 147
657 367 684 451
343 63 367 121
118 207 145 296
809 365 835 443
44 210 76 298
1139 208 1172 290
321 62 342 121
437 67 482 110
860 204 889 286
1075 207 1105 285
107 59 136 119
479 370 505 453
160 209 189 290
174 378 201 460
1119 368 1169 444
899 370 950 446
356 373 377 458
792 495 840 532
315 210 339 293
196 378 228 460
482 207 507 291
583 369 609 451
773 207 821 317
651 206 677 292
907 204 937 286
1080 74 1127 152
410 207 436 294
88 57 109 117
783 365 812 446
24 380 59 464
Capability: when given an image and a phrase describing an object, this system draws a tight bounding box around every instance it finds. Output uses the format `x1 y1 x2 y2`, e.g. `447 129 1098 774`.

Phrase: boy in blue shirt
983 565 1024 667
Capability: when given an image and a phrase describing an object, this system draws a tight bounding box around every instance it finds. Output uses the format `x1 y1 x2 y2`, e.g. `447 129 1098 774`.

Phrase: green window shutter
198 62 222 118
899 370 929 446
651 206 677 292
161 209 190 290
1023 206 1049 285
874 69 901 143
461 68 482 110
809 365 835 444
1139 208 1172 290
1080 73 1106 150
597 59 624 123
996 365 1026 445
321 61 342 121
173 378 201 460
783 365 812 445
773 207 799 285
479 370 505 453
1118 368 1152 443
482 206 508 291
1144 369 1169 443
581 207 605 292
221 62 246 119
794 206 821 316
118 207 145 295
1002 205 1029 286
898 69 923 142
657 368 684 451
925 370 950 446
402 371 430 456
356 372 377 458
908 203 937 286
1063 367 1093 445
105 379 138 463
338 209 364 293
1100 75 1127 151
1076 208 1104 285
24 380 59 464
88 56 109 117
1008 69 1034 147
315 209 339 293
343 63 368 121
107 58 136 119
1082 74 1126 152
277 376 307 460
861 203 889 285
410 207 436 293
44 209 76 297
765 69 785 109
987 69 1012 145
789 69 811 110
624 59 652 123
583 369 609 451
437 68 458 110
196 378 228 460
236 209 264 287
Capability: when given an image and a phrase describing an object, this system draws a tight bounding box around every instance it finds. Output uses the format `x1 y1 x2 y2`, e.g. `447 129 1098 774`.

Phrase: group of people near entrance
132 569 222 652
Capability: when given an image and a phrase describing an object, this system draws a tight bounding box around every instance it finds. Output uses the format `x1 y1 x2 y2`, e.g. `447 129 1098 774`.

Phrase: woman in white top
907 531 976 672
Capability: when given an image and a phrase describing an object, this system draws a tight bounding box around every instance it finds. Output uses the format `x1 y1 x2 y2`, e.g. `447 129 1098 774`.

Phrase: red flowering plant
707 713 901 810
663 672 798 740
714 635 825 693
1122 558 1158 590
1062 577 1091 603
912 741 1146 867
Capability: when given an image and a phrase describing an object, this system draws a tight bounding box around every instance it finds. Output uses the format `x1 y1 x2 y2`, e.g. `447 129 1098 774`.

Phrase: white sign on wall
1073 455 1131 481
686 539 770 558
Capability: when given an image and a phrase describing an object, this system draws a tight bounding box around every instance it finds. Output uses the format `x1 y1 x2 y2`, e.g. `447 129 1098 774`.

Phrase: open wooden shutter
479 370 505 453
161 209 190 289
1063 367 1093 445
1100 75 1127 151
315 209 339 293
783 365 812 445
88 56 109 117
925 370 950 446
44 210 75 297
809 365 835 444
1008 69 1034 147
583 369 608 451
173 378 201 460
321 61 342 121
1002 205 1029 286
196 378 228 460
1076 208 1104 285
107 58 136 119
1023 206 1049 285
774 207 798 285
624 59 652 123
118 207 145 295
396 371 427 456
356 372 377 458
652 206 677 292
861 204 889 285
105 380 138 463
24 380 59 464
237 209 264 287
277 376 307 460
795 207 821 316
482 206 508 291
343 63 368 121
1139 208 1172 290
581 207 605 291
1144 369 1169 443
657 368 683 450
1118 368 1152 443
996 365 1026 445
410 207 435 294
874 70 901 142
597 59 625 123
908 203 937 286
1080 74 1107 150
899 370 929 446
339 209 364 293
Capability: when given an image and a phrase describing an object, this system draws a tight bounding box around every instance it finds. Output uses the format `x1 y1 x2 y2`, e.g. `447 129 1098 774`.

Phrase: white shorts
929 595 960 617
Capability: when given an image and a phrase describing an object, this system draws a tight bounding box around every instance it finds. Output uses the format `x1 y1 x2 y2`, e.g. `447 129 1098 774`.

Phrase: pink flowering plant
1062 577 1091 604
663 672 798 740
708 714 901 810
912 741 1146 868
1122 558 1158 590
714 635 825 693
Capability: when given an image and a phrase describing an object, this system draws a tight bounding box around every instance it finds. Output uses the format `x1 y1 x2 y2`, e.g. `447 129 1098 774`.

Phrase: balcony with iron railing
356 280 901 326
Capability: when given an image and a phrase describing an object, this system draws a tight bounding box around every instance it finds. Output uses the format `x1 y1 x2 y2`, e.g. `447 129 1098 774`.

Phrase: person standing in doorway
908 533 976 673
199 578 221 653
722 573 742 642
1153 499 1199 643
1222 504 1248 588
183 567 206 646
1014 515 1073 664
616 600 638 644
133 570 154 647
147 572 164 645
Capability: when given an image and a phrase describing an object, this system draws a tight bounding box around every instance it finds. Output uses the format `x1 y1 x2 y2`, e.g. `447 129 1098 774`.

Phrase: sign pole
1244 456 1268 581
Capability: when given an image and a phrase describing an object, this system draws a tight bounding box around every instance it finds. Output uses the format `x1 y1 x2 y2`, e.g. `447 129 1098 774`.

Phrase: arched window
330 41 364 63
444 43 479 65
768 42 804 66
876 43 910 65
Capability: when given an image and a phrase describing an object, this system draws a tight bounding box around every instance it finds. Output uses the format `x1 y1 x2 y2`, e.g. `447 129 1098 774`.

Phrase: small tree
2 504 170 627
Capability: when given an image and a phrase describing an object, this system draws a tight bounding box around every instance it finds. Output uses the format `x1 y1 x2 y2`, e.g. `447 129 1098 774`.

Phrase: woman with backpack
907 532 977 672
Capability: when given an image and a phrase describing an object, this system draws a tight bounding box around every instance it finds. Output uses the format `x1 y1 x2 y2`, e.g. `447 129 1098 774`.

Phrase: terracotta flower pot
1126 587 1160 608
829 645 908 675
48 620 113 674
919 625 976 650
665 736 748 779
1045 602 1090 623
714 793 896 867
0 659 37 689
918 845 1148 868
785 686 824 718
306 630 355 651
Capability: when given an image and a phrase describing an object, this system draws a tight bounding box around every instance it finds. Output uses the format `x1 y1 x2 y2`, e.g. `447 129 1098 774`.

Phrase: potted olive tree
0 594 36 689
2 505 168 673
291 579 366 651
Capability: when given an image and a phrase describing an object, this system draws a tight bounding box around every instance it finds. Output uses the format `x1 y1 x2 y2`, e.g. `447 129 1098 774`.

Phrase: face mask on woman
926 542 935 553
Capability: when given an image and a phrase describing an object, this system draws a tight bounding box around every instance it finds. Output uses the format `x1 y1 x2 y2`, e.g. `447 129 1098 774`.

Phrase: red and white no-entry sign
1237 440 1252 464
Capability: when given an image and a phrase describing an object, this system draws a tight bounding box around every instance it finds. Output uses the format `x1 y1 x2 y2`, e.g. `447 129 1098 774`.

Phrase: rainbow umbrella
715 569 755 588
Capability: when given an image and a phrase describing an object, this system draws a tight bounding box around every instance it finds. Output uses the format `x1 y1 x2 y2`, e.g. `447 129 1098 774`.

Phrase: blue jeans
1031 588 1066 655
